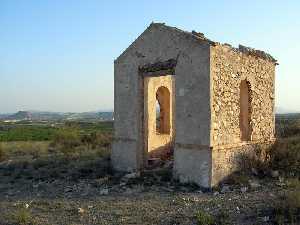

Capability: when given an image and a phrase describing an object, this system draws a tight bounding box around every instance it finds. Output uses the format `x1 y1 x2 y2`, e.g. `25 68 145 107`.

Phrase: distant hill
0 110 113 121
276 107 300 114
0 113 12 119
7 111 32 120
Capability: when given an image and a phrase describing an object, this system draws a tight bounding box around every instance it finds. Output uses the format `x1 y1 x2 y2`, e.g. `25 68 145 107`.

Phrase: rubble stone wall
211 141 274 186
210 44 276 186
210 44 276 147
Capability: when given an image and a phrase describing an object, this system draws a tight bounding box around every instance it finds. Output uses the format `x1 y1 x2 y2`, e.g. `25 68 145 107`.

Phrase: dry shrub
18 142 46 159
10 205 36 225
225 172 249 186
81 132 112 149
215 209 230 225
50 128 81 157
0 144 6 162
276 118 300 138
238 136 300 178
273 186 300 224
195 210 214 225
52 128 81 148
238 144 269 176
268 137 300 177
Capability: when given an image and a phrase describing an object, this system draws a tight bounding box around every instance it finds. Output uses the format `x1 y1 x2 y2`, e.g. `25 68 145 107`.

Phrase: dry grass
0 143 6 161
0 141 49 159
273 178 300 224
195 210 214 225
9 206 36 225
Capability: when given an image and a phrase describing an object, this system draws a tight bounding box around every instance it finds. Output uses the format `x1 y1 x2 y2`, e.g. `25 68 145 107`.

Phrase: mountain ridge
0 110 113 121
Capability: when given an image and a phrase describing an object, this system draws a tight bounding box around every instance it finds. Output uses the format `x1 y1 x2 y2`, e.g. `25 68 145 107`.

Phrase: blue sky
0 0 299 113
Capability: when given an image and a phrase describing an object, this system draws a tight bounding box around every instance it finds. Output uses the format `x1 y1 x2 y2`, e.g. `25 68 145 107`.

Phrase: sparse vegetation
237 129 300 179
0 116 299 224
0 121 112 184
274 179 300 224
0 124 57 142
195 210 215 225
225 172 249 186
268 137 300 177
0 143 6 161
10 205 35 225
237 116 300 177
215 209 230 225
0 121 113 142
276 114 300 138
230 117 300 224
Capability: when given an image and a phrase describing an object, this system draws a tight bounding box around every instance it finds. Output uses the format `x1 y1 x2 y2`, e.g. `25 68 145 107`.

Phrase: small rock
269 193 275 197
263 216 269 222
124 188 134 195
270 170 279 178
100 188 109 195
64 187 73 193
213 191 219 196
241 187 248 193
123 172 140 179
221 185 230 193
32 183 39 188
148 158 162 168
279 176 284 183
119 182 127 187
251 168 259 176
78 208 85 214
179 186 189 192
161 186 173 192
249 180 261 189
163 160 173 169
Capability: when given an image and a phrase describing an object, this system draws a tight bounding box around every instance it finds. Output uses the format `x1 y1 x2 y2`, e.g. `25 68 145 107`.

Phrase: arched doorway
144 75 174 162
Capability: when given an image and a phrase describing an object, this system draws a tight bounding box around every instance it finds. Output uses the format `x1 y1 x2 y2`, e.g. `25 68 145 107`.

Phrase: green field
0 121 113 142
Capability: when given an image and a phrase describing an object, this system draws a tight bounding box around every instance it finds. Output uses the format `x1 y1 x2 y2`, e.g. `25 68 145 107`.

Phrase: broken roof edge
151 23 278 65
115 22 278 65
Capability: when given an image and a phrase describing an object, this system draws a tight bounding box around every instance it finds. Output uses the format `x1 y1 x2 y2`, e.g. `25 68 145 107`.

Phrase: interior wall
144 75 175 158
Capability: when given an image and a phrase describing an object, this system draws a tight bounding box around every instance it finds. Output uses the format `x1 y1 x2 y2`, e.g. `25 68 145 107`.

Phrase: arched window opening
239 80 252 141
156 86 170 134
156 100 161 132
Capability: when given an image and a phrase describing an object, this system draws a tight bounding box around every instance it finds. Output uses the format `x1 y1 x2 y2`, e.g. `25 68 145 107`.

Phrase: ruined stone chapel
112 23 277 188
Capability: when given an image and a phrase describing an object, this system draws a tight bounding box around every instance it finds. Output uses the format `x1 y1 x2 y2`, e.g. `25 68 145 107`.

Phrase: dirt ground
0 164 285 225
0 141 296 225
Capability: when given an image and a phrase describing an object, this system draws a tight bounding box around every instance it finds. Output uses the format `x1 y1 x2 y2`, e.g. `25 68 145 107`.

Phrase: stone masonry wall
210 44 276 186
210 44 276 147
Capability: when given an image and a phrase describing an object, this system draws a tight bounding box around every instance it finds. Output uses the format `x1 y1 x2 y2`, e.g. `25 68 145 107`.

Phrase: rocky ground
0 158 292 225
